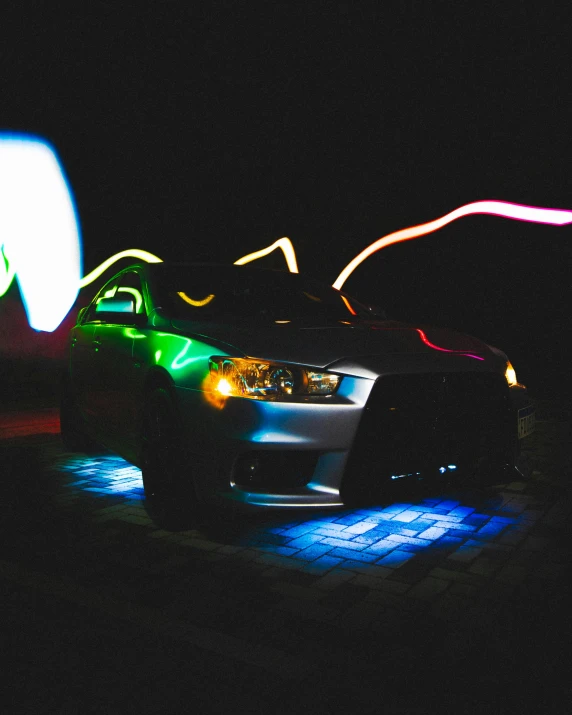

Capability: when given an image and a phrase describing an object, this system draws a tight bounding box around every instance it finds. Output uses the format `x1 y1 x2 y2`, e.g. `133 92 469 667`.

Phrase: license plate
518 405 535 439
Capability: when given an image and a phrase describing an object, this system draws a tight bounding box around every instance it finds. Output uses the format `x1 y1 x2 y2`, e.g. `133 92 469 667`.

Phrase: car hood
170 318 500 373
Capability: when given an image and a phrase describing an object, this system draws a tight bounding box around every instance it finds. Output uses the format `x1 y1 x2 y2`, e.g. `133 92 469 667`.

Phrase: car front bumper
176 372 534 508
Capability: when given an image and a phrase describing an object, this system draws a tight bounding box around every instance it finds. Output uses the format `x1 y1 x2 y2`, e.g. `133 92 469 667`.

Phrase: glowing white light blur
0 134 81 331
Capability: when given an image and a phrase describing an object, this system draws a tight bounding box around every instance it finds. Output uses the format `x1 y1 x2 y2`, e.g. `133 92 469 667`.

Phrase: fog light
233 451 319 489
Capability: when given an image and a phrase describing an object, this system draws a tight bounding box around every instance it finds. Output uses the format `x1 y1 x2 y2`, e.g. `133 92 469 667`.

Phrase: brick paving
1 407 571 712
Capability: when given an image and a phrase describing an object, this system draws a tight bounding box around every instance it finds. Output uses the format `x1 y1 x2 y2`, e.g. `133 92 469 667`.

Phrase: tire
140 387 198 530
60 378 98 453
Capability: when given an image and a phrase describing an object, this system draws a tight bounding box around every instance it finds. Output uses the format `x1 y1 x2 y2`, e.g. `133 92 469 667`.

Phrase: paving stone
328 547 378 562
380 503 413 514
342 521 379 534
362 538 397 554
541 502 572 528
319 537 368 551
310 521 347 531
351 532 391 545
472 522 507 538
274 598 340 622
249 532 295 547
398 518 439 533
385 534 433 547
215 544 246 555
522 535 550 551
284 533 326 549
353 574 409 593
361 512 396 522
489 516 518 524
423 513 464 523
377 550 416 568
270 582 323 601
430 593 468 622
118 514 153 526
390 510 423 523
449 581 477 597
500 500 527 514
179 537 221 551
447 506 475 518
465 513 490 525
259 566 300 580
280 524 321 538
447 545 483 563
313 569 357 591
417 526 449 541
495 564 527 585
294 544 334 561
254 545 301 557
408 576 450 600
479 580 516 602
299 555 344 574
534 562 568 580
312 527 359 541
339 600 383 629
338 562 393 579
333 514 367 526
468 557 500 577
520 509 543 523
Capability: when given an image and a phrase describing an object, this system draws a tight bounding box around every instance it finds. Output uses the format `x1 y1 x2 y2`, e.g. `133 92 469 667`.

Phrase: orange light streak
340 294 357 315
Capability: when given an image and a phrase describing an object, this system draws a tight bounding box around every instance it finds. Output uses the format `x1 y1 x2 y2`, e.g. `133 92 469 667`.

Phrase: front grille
341 372 511 501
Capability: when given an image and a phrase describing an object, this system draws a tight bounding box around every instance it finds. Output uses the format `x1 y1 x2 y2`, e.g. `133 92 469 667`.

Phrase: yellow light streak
176 292 215 307
79 249 163 288
234 237 299 273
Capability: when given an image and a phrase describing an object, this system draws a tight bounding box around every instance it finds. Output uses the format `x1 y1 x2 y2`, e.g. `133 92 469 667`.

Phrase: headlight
209 357 341 399
504 361 518 387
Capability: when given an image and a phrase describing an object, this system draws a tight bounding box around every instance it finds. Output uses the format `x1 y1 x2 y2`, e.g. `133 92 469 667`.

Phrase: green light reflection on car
156 332 203 370
123 327 146 339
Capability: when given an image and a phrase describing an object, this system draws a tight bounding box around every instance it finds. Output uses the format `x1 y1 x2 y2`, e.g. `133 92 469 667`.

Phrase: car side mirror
95 295 147 325
96 295 136 313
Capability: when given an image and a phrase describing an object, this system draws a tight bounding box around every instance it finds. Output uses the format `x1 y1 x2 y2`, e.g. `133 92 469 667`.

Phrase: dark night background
1 1 570 398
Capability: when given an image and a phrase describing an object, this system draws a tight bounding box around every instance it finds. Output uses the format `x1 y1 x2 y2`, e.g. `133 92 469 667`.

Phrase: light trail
332 200 572 290
1 134 82 331
234 237 299 273
2 134 571 335
79 249 163 288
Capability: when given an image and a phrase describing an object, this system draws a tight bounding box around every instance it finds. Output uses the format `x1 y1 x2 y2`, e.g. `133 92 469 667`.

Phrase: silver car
61 262 534 526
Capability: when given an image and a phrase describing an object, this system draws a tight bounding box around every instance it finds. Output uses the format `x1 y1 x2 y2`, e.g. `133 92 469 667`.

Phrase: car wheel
141 387 198 530
60 378 98 453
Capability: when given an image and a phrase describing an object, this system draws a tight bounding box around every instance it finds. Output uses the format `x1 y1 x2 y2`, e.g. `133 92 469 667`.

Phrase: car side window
82 278 121 324
116 272 146 315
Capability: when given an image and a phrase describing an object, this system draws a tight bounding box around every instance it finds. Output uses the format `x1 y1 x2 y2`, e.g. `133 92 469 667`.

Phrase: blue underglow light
0 133 82 331
439 467 447 474
54 453 527 577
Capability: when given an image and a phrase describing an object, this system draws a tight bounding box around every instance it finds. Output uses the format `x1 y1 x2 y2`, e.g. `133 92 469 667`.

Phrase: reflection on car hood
170 318 496 370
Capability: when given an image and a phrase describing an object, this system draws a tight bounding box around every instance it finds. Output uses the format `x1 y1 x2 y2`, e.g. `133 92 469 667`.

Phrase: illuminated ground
1 406 571 713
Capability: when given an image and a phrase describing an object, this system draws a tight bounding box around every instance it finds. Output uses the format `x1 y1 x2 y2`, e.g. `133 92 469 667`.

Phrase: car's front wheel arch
140 384 200 529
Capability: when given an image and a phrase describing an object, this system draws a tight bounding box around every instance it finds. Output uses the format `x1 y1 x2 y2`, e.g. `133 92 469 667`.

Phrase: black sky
1 1 571 390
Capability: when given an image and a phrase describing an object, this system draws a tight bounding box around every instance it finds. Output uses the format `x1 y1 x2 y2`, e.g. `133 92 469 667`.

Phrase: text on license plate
518 405 535 439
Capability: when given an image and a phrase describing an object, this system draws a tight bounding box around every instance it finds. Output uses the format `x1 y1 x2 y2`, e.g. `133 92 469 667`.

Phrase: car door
90 271 146 451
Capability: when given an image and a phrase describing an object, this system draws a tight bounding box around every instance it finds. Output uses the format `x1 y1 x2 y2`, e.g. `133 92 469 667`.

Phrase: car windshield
151 264 372 323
